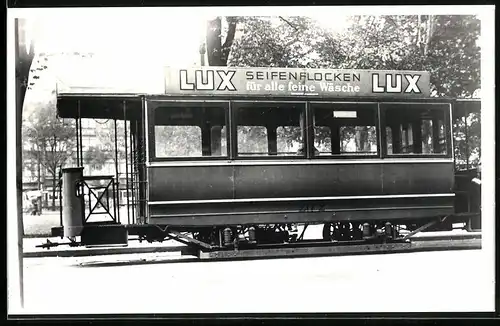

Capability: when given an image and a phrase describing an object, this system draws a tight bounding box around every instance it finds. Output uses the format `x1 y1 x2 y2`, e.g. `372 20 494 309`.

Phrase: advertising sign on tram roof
164 67 431 98
54 63 430 98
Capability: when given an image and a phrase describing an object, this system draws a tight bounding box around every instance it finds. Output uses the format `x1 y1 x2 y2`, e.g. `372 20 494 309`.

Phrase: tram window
235 103 305 157
312 104 378 156
153 105 228 159
155 126 202 157
237 126 268 155
382 104 449 156
339 126 378 155
214 126 228 156
277 126 303 155
313 126 332 156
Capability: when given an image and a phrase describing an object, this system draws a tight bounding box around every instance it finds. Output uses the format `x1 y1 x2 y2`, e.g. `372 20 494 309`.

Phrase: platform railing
76 175 119 224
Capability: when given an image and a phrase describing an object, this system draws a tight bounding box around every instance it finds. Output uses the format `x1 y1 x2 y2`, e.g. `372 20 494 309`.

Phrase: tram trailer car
53 67 481 249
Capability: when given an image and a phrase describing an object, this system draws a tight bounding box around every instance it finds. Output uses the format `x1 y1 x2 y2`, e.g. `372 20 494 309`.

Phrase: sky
16 7 487 104
30 14 350 66
21 12 352 103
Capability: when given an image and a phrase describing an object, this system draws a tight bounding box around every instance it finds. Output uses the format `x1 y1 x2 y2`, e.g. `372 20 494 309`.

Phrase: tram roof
55 65 480 119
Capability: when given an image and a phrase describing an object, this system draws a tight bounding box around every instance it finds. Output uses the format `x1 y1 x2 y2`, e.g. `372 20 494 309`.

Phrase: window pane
340 126 377 154
153 105 227 158
236 104 305 157
155 126 202 157
386 127 393 155
382 104 449 156
314 126 331 155
312 104 378 156
421 119 433 154
277 126 303 155
237 126 268 155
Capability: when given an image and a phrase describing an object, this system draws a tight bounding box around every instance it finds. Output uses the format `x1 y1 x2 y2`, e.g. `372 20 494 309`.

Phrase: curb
24 245 186 258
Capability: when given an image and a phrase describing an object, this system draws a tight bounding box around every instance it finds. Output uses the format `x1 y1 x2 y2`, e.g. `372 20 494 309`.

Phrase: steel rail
27 233 481 261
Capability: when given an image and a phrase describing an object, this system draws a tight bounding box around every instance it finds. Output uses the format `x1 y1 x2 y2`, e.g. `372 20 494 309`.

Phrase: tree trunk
37 145 41 190
424 15 434 57
41 145 47 207
52 174 56 209
206 17 238 67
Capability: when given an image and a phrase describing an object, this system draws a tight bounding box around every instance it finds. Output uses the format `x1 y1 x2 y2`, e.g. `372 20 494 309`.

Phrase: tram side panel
146 161 455 227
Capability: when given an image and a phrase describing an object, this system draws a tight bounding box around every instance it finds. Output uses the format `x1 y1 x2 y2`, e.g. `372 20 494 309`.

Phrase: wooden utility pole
199 42 206 67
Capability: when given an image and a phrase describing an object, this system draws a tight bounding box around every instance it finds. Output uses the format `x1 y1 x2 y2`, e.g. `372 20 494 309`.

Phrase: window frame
232 100 308 160
379 102 453 159
309 101 381 159
147 100 231 162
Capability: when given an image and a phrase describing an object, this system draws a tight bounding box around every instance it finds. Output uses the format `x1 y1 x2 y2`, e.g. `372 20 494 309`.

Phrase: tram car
50 66 481 250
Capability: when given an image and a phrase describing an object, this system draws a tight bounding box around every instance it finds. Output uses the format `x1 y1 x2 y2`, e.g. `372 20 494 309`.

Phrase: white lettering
386 74 402 93
372 74 385 93
217 71 236 91
405 75 421 93
180 70 195 90
195 70 214 90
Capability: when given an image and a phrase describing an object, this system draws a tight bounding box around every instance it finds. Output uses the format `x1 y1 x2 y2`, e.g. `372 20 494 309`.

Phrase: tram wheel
323 222 363 241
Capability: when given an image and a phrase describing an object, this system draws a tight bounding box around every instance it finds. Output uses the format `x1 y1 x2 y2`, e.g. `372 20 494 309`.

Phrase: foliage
94 120 127 162
333 15 481 98
83 145 114 171
155 126 205 157
228 16 374 152
454 113 481 169
229 16 346 69
206 17 239 66
214 15 480 163
23 101 75 207
27 51 94 91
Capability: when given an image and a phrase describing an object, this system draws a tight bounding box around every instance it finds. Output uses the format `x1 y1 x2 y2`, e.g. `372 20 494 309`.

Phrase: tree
83 145 114 172
335 15 481 98
229 16 346 68
226 15 480 162
93 120 127 170
336 15 481 166
206 17 239 66
23 102 75 209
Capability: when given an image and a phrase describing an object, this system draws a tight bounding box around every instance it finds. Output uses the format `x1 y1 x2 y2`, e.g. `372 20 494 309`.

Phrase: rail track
26 232 481 264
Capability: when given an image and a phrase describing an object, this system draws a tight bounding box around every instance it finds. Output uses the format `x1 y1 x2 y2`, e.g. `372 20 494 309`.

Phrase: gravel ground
23 207 132 237
20 248 494 314
23 212 60 237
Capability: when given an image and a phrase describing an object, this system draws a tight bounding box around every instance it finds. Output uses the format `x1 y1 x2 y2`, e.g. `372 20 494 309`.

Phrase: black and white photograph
7 5 496 317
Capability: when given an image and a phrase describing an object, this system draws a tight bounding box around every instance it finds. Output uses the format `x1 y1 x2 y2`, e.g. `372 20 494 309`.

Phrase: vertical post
201 124 211 156
130 121 136 224
267 126 277 155
77 101 83 167
377 103 384 158
211 126 222 156
464 109 469 170
305 103 314 159
114 119 120 223
58 167 63 229
123 101 130 225
75 118 80 166
14 18 24 308
330 122 340 155
112 177 117 223
229 101 237 160
432 118 440 153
